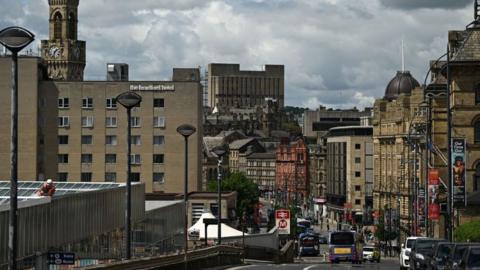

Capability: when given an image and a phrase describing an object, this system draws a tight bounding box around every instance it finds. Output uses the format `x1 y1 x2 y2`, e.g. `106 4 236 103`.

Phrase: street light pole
0 26 34 270
177 124 197 270
212 146 226 245
116 91 142 260
446 44 453 242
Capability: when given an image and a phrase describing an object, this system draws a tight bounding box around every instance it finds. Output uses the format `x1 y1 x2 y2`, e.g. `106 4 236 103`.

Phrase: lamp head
0 26 35 53
116 91 142 109
212 145 226 158
176 124 196 138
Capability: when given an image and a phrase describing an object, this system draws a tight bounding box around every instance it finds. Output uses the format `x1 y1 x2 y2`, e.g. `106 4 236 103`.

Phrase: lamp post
212 146 226 244
176 124 196 270
116 91 142 260
0 26 35 270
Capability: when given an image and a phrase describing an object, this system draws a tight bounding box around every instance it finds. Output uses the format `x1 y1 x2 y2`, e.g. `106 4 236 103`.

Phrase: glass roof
0 181 123 205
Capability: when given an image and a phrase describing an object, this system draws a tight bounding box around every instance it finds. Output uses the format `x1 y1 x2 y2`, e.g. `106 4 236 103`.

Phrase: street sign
275 209 290 235
47 252 75 265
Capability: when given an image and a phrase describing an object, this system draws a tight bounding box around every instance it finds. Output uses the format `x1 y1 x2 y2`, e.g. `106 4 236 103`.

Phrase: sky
0 0 475 109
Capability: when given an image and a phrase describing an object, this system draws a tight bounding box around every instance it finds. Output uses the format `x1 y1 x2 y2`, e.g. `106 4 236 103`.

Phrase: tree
207 172 260 217
374 209 398 241
454 220 480 242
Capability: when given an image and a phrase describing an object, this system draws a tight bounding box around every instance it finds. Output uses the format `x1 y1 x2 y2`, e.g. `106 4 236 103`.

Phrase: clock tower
41 0 85 81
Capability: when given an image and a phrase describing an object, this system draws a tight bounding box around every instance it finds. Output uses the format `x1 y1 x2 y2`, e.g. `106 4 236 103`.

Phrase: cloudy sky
0 0 475 109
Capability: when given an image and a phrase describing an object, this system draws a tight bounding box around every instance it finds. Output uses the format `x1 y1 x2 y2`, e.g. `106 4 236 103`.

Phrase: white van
399 236 426 269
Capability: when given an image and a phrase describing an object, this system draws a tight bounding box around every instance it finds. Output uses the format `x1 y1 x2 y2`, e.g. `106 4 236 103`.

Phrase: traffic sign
47 252 75 265
275 209 290 235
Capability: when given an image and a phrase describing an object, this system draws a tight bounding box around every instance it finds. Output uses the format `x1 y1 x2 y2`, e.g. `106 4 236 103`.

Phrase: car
445 243 471 270
318 235 328 244
409 238 442 269
427 241 453 270
400 236 426 269
456 245 480 270
363 245 381 263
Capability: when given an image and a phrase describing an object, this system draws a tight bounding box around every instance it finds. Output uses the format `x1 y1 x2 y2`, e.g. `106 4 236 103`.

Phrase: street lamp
212 145 226 244
176 124 196 270
0 26 35 270
116 91 142 260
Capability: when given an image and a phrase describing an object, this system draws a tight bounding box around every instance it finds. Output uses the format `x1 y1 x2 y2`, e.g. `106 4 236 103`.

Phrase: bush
454 220 480 242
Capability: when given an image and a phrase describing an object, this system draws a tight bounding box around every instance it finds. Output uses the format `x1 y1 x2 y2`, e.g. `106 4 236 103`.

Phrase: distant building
303 106 372 139
229 138 265 173
246 151 276 198
326 126 373 225
207 63 284 112
106 63 129 81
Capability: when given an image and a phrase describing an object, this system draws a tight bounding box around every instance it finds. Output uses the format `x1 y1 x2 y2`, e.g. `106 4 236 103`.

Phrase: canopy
188 212 247 239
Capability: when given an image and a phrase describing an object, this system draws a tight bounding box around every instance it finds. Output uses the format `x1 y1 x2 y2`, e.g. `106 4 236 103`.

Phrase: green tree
454 220 480 242
374 209 398 241
207 172 260 217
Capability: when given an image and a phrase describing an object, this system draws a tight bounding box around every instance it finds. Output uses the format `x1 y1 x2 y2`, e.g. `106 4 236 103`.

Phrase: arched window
476 83 480 105
68 13 76 39
475 163 480 191
475 120 480 143
53 12 62 39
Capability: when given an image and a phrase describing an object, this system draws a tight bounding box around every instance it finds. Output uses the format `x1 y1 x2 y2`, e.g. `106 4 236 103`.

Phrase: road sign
47 252 75 265
275 209 290 235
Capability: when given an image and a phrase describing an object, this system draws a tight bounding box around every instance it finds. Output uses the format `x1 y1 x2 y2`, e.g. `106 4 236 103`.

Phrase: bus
328 230 362 264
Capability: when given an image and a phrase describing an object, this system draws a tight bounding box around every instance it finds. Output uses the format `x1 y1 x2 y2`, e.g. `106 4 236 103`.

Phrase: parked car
445 243 471 270
409 238 442 270
318 235 328 244
363 245 381 263
427 241 453 270
400 236 426 270
456 245 480 270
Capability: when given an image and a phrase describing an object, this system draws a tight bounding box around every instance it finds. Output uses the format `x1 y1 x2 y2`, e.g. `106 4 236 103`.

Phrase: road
226 259 399 270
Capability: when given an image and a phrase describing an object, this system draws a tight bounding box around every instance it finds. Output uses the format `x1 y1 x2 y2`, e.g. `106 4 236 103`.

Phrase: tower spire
401 39 405 72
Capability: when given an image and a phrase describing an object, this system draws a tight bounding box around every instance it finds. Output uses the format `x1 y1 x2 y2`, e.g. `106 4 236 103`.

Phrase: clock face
49 46 61 59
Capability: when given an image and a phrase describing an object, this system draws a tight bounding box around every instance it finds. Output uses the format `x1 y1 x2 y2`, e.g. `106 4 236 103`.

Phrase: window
57 172 68 182
81 154 93 163
355 199 361 205
130 117 141 127
129 172 140 182
476 120 480 144
58 116 70 127
475 163 480 192
58 135 69 145
153 154 164 164
153 116 165 128
81 116 94 127
130 154 141 164
105 154 116 163
106 135 117 145
82 97 93 108
154 98 165 108
106 117 117 127
105 172 117 182
81 172 92 182
355 171 361 177
476 84 480 105
53 12 62 39
130 135 141 145
58 154 69 163
106 98 117 109
58 97 69 108
153 172 165 183
153 135 165 145
355 185 361 191
81 135 93 145
355 157 361 164
355 144 361 150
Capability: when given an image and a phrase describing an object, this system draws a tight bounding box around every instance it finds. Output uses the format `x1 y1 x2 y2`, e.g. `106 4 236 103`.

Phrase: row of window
58 154 165 164
58 97 165 109
58 116 166 128
246 170 275 176
247 161 275 167
57 172 165 183
59 135 165 145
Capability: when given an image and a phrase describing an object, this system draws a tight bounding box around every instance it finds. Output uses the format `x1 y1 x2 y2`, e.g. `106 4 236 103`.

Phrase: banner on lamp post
428 169 440 220
418 188 426 228
452 138 467 207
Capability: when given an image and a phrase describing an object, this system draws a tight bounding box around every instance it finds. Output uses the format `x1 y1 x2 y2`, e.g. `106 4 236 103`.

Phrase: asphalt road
226 259 399 270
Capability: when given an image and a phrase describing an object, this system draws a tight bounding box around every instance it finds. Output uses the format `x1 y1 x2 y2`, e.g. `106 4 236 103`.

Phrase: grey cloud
379 0 471 10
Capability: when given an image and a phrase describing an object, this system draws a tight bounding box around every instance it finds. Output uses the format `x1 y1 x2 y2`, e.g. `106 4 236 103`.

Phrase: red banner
428 169 439 185
428 168 440 220
428 203 440 220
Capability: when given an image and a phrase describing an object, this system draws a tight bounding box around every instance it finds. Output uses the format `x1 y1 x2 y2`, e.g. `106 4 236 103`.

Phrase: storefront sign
428 169 440 220
452 138 467 207
275 209 290 235
130 84 175 91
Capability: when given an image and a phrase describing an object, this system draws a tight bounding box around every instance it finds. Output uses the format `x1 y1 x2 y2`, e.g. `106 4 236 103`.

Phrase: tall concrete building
207 63 284 112
325 126 373 225
0 0 202 194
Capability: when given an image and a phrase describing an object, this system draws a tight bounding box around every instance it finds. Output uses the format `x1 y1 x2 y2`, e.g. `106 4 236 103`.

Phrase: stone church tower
41 0 85 81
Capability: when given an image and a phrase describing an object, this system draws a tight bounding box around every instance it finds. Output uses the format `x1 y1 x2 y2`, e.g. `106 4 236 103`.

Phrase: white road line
226 265 255 270
303 265 318 270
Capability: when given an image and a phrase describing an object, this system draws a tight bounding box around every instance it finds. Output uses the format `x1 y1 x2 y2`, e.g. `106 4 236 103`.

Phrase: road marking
303 265 317 270
226 265 255 270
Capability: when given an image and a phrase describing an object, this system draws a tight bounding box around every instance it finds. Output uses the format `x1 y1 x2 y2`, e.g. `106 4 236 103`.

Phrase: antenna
401 39 405 72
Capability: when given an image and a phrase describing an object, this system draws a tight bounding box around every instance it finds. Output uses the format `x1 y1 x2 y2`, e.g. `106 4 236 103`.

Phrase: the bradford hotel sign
129 84 175 91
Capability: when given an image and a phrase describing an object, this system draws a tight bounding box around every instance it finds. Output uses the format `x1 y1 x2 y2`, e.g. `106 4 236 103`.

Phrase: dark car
427 241 453 270
318 235 328 244
456 245 480 270
445 243 471 270
409 238 441 269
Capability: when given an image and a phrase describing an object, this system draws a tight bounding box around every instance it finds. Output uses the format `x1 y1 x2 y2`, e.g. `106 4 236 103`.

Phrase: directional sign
47 252 75 265
275 209 290 235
